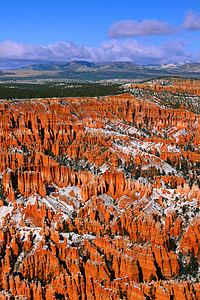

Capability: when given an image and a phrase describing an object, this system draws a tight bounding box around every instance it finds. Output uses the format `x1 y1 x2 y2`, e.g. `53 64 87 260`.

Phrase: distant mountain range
24 61 200 73
1 61 200 81
149 62 200 73
24 61 143 71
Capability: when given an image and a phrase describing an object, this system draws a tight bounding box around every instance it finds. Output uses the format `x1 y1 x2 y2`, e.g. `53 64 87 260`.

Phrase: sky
0 0 200 69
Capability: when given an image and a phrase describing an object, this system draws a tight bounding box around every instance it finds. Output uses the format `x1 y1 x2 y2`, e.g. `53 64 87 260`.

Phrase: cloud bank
1 10 199 69
107 10 200 39
0 10 199 69
182 10 200 31
0 39 195 69
107 19 176 38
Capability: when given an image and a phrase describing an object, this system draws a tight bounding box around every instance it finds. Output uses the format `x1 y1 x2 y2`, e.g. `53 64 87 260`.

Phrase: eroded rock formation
0 78 200 299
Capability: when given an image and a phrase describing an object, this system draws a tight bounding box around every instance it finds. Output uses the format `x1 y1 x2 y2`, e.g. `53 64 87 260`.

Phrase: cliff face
0 78 200 299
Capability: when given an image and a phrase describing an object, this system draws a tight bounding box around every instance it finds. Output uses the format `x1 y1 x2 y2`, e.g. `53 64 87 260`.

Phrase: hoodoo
0 78 200 299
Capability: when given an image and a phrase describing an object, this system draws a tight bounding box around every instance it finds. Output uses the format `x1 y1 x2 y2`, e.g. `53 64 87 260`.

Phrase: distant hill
23 61 142 71
150 62 200 74
176 62 200 73
22 61 200 76
1 61 200 81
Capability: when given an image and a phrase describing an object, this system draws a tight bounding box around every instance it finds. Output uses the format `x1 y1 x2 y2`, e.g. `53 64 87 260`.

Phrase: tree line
0 82 125 99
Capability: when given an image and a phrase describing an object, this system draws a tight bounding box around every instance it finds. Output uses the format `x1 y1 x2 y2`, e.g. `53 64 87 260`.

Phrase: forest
0 82 125 99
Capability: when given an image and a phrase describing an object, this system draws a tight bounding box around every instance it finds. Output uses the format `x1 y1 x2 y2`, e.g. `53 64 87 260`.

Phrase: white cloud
182 10 200 31
0 39 195 69
0 40 92 61
107 19 176 38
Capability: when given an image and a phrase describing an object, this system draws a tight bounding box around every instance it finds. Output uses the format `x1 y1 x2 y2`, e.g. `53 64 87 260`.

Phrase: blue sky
0 0 200 68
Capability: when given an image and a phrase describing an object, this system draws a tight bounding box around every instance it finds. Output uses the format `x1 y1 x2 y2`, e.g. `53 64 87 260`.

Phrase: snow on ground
61 232 96 245
10 210 23 227
14 227 43 272
57 185 82 200
26 194 38 205
112 142 138 156
149 185 200 228
142 158 177 175
85 126 126 138
98 194 116 208
143 198 163 215
24 185 82 218
0 206 13 226
19 227 42 242
172 129 189 142
112 121 144 137
100 163 109 173
113 140 177 175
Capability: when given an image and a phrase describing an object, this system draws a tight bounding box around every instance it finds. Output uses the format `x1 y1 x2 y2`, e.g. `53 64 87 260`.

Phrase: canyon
0 77 200 299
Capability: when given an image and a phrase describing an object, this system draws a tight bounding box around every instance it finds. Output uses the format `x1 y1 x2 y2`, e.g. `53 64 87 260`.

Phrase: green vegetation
178 248 199 278
0 82 125 99
0 178 7 205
